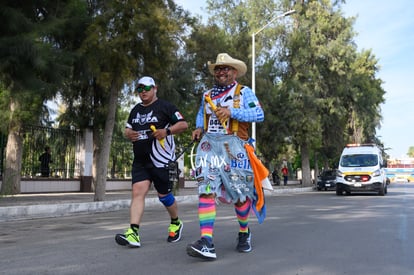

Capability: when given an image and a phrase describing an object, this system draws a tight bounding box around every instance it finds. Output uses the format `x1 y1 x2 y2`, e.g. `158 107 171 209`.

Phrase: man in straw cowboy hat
187 53 267 260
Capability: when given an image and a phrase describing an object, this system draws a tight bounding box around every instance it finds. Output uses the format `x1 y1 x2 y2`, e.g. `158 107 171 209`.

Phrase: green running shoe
167 220 183 243
115 228 141 248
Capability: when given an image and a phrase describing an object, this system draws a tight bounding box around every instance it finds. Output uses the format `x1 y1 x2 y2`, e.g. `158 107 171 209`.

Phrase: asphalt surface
0 181 312 222
2 184 412 275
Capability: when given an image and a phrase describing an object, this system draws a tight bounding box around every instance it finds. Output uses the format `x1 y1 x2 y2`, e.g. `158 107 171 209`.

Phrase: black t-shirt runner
126 99 185 168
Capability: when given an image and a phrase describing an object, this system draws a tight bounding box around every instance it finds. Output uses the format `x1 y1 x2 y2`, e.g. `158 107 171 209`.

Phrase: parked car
317 170 337 191
394 176 407 183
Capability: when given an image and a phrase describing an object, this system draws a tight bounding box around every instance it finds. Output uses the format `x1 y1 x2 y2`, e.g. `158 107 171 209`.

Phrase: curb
0 187 313 222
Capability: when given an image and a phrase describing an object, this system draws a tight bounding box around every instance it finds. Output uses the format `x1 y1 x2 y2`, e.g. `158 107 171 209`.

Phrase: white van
336 144 387 196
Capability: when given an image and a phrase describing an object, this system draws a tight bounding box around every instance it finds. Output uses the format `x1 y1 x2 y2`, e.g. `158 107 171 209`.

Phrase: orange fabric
244 143 269 211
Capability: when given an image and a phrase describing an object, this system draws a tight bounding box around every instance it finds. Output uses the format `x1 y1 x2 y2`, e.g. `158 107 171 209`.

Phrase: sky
175 0 414 158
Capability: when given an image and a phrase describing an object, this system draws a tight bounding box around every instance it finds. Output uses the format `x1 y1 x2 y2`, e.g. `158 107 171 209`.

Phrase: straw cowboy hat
208 53 247 77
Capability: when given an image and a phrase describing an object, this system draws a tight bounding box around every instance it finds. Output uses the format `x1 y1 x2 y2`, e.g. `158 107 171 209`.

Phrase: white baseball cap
138 76 156 86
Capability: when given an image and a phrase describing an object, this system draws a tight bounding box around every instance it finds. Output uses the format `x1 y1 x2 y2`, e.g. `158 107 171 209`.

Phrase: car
336 144 387 196
394 176 407 183
316 170 337 191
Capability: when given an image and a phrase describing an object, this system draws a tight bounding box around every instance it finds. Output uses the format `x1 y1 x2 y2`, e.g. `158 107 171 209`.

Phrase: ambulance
336 144 387 196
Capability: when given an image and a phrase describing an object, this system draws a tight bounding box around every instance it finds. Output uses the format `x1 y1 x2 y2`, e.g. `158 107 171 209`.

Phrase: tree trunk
94 82 119 201
1 101 23 195
300 142 312 186
314 151 319 181
91 127 98 193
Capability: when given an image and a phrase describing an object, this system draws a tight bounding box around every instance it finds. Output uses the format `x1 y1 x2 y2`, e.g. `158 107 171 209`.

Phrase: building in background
386 158 414 182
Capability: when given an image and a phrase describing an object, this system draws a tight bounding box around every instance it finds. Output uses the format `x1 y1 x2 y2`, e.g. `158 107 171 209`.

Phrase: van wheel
379 186 385 196
336 188 342 196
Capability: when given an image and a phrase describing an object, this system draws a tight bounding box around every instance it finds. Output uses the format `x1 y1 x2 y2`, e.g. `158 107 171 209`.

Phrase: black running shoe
236 229 252 253
186 238 217 260
115 234 128 246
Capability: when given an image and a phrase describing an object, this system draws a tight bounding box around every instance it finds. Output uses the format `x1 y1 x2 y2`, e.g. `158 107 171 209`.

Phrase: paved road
1 183 414 275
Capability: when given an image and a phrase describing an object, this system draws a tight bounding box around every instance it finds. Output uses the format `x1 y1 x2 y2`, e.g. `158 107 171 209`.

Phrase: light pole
251 9 296 145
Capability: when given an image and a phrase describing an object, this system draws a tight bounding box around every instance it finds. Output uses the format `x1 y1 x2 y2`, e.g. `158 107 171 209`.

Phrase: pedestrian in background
282 165 289 186
39 146 52 177
272 167 280 185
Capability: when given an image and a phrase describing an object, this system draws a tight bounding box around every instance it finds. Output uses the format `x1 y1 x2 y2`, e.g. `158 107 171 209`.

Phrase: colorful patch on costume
239 183 247 189
236 152 245 159
196 176 205 182
248 100 261 108
224 164 231 172
230 174 239 181
195 167 202 176
231 157 251 170
200 141 211 152
207 174 216 181
208 167 219 173
223 142 237 160
246 175 253 182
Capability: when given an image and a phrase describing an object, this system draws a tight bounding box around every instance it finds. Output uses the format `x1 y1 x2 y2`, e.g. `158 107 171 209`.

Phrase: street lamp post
251 9 296 145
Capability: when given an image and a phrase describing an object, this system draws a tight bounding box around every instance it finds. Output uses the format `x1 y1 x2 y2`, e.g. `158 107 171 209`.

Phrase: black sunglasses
214 66 233 73
136 85 153 93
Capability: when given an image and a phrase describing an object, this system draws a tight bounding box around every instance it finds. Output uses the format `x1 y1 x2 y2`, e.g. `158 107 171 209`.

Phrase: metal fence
21 125 80 178
1 126 80 178
1 126 134 179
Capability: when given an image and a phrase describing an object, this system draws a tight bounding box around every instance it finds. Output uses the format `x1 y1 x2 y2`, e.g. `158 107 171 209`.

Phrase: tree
0 1 85 194
346 50 385 144
277 1 337 185
274 0 386 185
73 0 194 201
408 147 414 158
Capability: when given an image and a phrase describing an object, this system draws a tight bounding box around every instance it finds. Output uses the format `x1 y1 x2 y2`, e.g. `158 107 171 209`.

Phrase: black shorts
131 161 172 195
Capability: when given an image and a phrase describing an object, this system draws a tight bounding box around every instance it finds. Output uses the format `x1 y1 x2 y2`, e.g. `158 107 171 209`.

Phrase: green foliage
0 0 89 131
408 147 414 158
0 0 388 184
180 0 386 169
0 85 11 132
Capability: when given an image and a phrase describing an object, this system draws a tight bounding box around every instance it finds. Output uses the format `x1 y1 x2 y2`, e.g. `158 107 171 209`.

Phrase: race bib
207 116 228 134
137 130 149 140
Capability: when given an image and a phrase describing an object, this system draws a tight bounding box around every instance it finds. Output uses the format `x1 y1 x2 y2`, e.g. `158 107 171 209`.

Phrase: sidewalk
0 181 312 222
